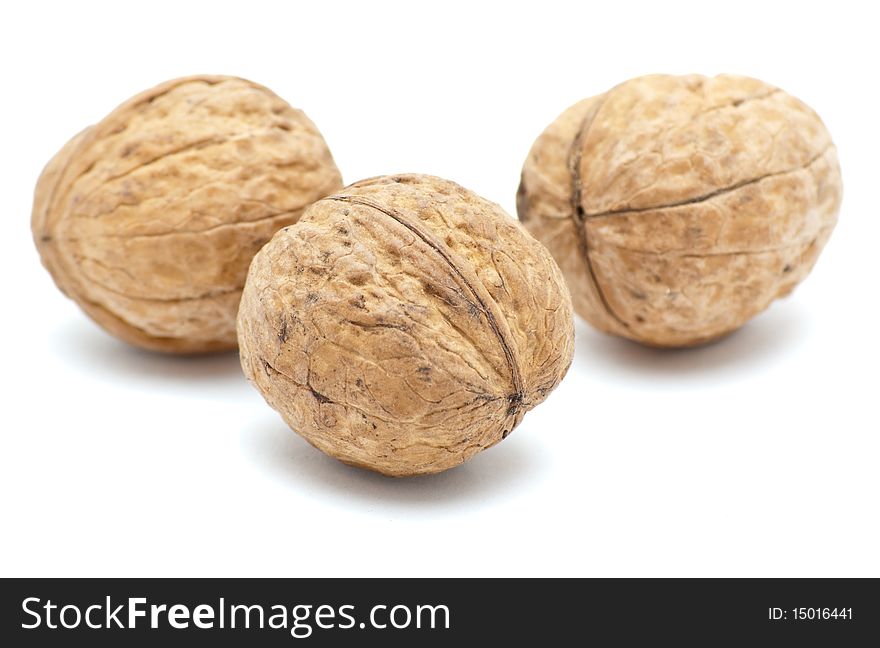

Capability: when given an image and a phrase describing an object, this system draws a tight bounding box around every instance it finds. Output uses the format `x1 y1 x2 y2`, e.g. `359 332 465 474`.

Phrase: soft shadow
48 316 244 387
575 301 810 377
244 416 549 511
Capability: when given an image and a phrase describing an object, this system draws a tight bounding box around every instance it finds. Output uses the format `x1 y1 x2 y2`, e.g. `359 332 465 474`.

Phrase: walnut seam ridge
568 95 631 331
326 194 526 418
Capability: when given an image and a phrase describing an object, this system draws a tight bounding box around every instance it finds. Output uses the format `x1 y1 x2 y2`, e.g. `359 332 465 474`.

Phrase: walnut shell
518 74 842 347
33 75 342 353
238 174 574 476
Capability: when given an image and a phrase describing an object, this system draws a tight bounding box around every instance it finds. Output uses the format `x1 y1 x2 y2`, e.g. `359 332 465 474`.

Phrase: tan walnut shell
238 174 574 476
33 75 342 353
518 74 842 347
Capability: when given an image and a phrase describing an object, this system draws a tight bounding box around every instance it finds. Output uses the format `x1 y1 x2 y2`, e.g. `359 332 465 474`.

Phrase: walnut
518 74 842 347
237 174 574 476
32 75 342 353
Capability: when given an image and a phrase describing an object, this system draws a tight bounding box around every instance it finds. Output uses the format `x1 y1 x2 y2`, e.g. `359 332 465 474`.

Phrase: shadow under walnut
238 174 575 477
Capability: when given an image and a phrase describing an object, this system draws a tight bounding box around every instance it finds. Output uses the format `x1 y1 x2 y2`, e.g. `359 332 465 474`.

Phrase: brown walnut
238 174 574 476
33 75 342 353
518 74 842 347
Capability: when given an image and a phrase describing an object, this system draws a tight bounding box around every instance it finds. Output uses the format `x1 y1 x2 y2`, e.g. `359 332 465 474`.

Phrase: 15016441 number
792 608 853 620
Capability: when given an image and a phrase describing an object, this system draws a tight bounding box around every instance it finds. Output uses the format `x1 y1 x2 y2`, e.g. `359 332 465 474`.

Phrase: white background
1 0 877 577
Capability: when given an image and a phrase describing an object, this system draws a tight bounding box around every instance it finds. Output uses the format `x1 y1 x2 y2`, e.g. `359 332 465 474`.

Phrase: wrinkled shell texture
33 75 342 353
518 74 842 347
238 175 574 476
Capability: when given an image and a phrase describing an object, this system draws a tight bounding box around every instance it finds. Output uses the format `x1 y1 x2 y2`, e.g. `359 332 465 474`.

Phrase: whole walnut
518 74 842 347
238 174 574 476
33 75 342 353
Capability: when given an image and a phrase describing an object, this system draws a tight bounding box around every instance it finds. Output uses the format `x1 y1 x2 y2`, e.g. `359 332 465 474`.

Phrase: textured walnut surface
238 174 574 476
33 75 342 353
518 74 842 347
